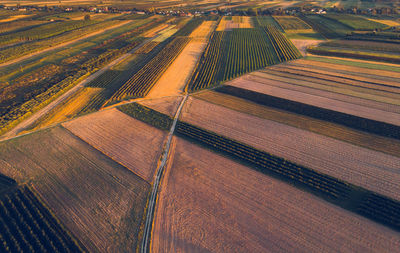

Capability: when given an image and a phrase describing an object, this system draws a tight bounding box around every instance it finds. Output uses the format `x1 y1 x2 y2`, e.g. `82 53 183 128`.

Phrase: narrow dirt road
140 94 188 253
0 20 132 69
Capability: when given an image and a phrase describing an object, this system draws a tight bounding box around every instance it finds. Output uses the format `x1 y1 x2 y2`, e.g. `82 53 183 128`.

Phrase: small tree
84 14 91 21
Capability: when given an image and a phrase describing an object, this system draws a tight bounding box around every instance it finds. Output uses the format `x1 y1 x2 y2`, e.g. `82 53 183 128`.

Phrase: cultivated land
152 137 400 252
138 96 183 117
194 90 400 158
180 96 400 201
225 70 400 125
147 20 217 98
1 6 400 251
63 108 167 182
0 126 150 252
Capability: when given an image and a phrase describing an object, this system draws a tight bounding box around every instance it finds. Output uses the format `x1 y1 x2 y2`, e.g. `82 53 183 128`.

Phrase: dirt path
140 94 188 253
0 20 132 69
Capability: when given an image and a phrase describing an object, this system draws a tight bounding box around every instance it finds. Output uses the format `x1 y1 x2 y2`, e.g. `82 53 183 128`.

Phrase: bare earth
227 75 400 126
151 137 400 253
291 39 322 56
0 126 150 252
180 97 400 201
146 41 207 98
139 96 183 117
63 108 167 182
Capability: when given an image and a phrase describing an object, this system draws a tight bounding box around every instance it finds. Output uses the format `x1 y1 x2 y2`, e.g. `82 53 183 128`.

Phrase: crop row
176 121 351 199
324 14 387 31
118 102 173 131
272 16 311 30
216 85 400 140
134 41 159 54
299 14 349 39
0 19 98 46
307 46 400 64
0 186 84 252
173 18 204 37
175 121 400 231
262 25 302 62
188 26 300 91
110 37 191 100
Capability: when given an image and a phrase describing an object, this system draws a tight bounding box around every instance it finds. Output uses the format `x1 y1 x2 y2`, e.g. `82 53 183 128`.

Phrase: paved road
140 94 188 253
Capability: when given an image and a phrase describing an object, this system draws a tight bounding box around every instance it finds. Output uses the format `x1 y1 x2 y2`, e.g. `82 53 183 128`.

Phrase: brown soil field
194 91 400 157
0 126 150 252
147 41 207 98
246 71 400 113
268 65 400 91
227 76 400 126
152 136 400 252
138 96 183 117
180 97 400 201
249 70 400 106
31 87 103 130
63 108 167 182
292 58 400 80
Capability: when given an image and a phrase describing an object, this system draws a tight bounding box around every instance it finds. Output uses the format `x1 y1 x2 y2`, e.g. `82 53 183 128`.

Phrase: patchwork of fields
1 9 400 253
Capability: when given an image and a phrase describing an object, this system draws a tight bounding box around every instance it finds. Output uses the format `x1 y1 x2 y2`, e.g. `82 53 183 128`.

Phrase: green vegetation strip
306 56 400 72
0 185 85 252
216 85 400 140
118 102 172 131
307 46 400 64
175 121 400 232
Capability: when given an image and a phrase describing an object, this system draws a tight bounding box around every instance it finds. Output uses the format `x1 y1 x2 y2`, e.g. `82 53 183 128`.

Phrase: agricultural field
1 4 400 252
147 20 217 98
0 14 162 136
63 108 168 182
300 14 353 38
308 39 400 63
188 20 301 91
273 15 312 31
152 137 400 252
138 96 183 117
0 185 84 252
179 96 400 201
193 90 400 158
324 14 388 30
0 126 150 252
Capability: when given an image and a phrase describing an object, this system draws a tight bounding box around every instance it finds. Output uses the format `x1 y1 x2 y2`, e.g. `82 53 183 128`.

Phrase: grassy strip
307 46 400 64
216 85 400 140
306 55 400 72
117 102 172 131
175 121 400 232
